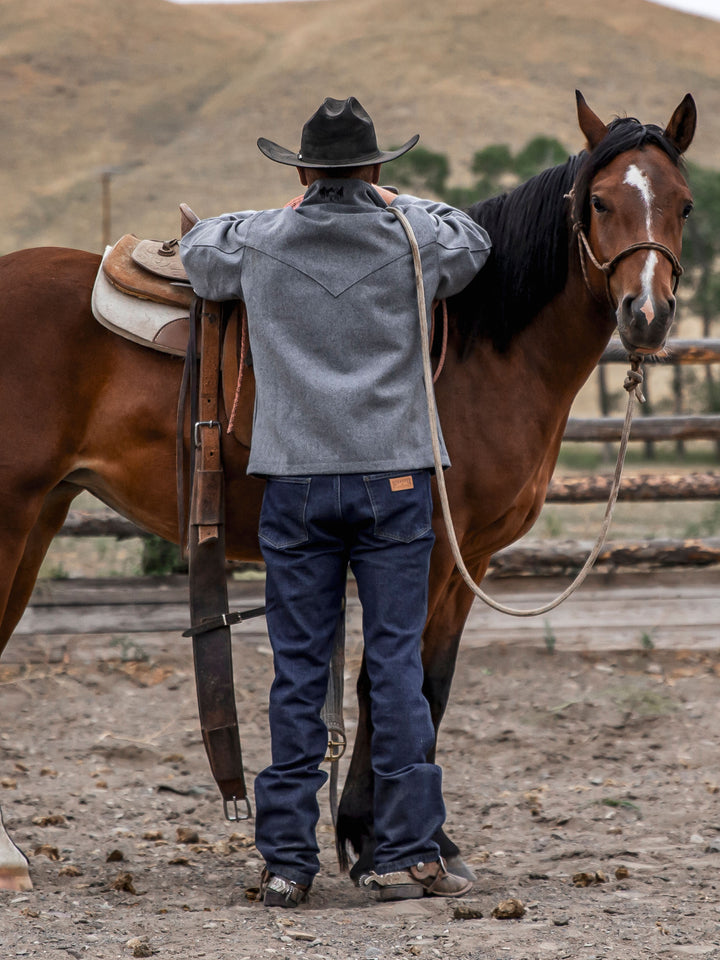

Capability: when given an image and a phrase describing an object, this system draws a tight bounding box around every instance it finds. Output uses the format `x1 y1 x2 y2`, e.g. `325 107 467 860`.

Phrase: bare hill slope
1 0 718 253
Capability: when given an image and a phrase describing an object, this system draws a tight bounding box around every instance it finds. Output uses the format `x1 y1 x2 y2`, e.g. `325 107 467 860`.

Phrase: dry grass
0 0 719 254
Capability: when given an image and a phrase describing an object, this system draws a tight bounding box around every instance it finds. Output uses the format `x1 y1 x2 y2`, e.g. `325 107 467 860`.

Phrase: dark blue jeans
254 471 445 887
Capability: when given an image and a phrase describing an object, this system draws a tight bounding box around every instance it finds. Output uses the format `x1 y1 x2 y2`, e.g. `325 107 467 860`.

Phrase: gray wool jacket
180 179 491 477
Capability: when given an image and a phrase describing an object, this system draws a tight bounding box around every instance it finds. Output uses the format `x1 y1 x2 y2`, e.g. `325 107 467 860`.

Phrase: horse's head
572 91 696 355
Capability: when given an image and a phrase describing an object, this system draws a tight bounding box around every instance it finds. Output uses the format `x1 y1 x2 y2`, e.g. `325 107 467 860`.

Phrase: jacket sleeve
391 194 491 300
179 211 259 301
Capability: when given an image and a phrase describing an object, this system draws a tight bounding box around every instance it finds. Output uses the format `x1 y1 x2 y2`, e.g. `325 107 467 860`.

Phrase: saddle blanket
92 245 191 357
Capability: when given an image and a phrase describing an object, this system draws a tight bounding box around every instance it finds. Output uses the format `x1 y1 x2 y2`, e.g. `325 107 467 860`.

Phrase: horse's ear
664 93 696 155
576 90 608 151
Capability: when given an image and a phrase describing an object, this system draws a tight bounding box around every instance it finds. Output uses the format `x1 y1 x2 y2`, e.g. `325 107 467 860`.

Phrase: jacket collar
300 178 388 209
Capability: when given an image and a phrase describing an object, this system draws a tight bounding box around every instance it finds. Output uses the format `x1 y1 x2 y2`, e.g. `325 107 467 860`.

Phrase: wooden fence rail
567 338 720 443
545 472 720 502
58 469 720 543
564 415 720 442
599 339 720 365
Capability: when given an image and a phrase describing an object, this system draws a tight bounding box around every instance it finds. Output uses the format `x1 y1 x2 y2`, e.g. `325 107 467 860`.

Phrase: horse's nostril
619 294 634 321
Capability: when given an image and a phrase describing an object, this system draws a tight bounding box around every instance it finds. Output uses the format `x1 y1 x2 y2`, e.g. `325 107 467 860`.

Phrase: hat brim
257 134 420 168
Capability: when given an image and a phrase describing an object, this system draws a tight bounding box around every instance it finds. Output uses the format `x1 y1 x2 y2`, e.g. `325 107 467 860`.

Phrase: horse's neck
515 266 615 419
445 265 615 453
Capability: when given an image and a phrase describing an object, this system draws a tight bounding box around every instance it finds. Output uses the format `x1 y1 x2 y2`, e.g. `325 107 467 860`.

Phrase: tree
683 163 720 339
389 136 570 206
387 145 450 197
682 163 720 454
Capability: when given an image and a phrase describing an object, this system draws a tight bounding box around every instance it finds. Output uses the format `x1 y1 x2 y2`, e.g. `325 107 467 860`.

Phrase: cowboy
180 97 491 907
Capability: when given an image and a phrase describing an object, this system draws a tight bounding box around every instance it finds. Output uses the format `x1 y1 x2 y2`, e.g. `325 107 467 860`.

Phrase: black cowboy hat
257 96 419 169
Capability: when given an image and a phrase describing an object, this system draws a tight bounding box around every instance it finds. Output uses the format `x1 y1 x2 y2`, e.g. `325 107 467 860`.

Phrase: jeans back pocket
259 477 312 549
364 471 433 543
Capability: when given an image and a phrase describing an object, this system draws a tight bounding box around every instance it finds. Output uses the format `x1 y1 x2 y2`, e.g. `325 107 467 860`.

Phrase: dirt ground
2 578 720 960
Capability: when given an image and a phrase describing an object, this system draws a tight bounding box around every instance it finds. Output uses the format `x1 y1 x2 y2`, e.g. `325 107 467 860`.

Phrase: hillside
1 0 719 253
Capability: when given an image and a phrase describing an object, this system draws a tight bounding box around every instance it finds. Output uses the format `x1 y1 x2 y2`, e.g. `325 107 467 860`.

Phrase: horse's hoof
444 855 476 882
0 818 33 891
0 865 33 891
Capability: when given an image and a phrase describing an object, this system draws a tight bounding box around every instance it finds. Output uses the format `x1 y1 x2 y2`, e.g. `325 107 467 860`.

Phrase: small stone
615 866 630 879
572 871 607 887
228 832 255 848
452 901 484 920
176 827 200 844
58 865 83 877
492 898 525 919
553 915 570 927
111 872 138 894
106 849 125 862
126 937 152 957
32 814 66 827
33 845 61 861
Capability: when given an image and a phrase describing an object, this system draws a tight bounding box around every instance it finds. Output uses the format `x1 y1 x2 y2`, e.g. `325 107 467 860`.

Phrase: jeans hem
263 861 316 887
374 850 440 875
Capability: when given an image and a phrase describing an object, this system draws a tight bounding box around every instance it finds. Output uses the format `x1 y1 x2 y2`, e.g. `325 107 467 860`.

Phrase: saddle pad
92 247 191 357
103 234 193 309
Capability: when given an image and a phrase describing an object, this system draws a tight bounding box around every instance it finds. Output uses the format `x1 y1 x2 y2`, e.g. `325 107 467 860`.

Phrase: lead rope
390 206 643 617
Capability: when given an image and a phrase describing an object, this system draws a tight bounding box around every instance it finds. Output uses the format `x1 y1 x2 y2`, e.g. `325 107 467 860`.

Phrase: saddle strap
321 598 347 831
188 299 250 820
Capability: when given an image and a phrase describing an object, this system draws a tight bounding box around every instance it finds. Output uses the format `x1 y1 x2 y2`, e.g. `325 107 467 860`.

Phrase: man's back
180 178 490 475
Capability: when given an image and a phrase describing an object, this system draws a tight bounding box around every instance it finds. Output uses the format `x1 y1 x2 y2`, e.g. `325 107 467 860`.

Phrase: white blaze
624 164 657 323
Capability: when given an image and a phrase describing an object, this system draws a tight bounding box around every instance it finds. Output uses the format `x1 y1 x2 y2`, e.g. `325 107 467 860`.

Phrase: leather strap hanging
187 299 251 821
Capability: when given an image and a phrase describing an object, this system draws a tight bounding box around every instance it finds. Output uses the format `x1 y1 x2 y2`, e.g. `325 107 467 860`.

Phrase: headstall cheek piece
564 189 684 308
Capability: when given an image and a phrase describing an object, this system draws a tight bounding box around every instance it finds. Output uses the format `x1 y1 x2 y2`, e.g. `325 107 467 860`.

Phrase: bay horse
0 92 696 891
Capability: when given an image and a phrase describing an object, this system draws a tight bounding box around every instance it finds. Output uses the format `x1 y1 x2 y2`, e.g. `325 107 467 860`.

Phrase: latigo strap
187 299 251 821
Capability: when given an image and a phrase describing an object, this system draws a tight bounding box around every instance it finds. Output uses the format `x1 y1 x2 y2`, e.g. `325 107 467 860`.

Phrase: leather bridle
566 189 684 308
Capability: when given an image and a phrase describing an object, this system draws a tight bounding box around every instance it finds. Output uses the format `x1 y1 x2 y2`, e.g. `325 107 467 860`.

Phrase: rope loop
623 355 646 402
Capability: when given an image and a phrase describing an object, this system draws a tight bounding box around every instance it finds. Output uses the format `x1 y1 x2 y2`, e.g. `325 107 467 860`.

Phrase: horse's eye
591 195 608 213
682 202 693 221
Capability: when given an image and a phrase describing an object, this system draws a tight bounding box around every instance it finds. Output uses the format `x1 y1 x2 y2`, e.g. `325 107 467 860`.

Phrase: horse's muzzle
617 292 675 355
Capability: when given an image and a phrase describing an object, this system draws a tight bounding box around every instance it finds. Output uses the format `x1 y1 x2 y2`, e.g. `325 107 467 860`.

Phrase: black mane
451 117 684 354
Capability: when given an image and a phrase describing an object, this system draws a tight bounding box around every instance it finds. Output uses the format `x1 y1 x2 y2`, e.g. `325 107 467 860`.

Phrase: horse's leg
420 560 490 880
0 482 79 891
335 652 375 879
0 482 79 651
0 806 31 892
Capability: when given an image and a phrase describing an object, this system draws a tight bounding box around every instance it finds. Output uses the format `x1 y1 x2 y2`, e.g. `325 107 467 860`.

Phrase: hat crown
299 97 379 164
256 96 418 168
